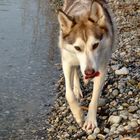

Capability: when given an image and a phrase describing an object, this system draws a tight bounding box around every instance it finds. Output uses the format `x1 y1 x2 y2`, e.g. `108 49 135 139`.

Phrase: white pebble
115 67 129 75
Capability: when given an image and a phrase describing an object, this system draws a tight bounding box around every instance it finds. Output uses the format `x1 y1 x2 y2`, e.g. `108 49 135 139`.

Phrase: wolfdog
58 0 116 131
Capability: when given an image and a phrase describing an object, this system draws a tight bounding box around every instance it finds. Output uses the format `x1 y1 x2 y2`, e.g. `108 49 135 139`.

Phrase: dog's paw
73 87 83 100
82 115 97 132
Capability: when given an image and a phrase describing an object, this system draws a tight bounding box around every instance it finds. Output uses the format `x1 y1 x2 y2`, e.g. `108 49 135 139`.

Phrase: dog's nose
84 68 95 75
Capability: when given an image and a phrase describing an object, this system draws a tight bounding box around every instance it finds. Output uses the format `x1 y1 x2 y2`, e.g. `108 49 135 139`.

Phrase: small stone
118 106 123 110
60 106 66 110
128 106 138 113
108 115 122 124
120 114 128 120
112 124 119 128
129 121 138 128
133 114 139 119
122 103 129 107
87 134 96 140
97 134 105 140
124 125 132 131
55 117 59 123
115 67 129 75
86 130 93 135
112 89 119 96
138 120 140 125
68 126 77 133
94 127 100 134
63 132 70 138
117 125 124 132
104 128 110 134
110 127 116 132
31 130 36 133
111 65 120 70
120 52 126 56
114 138 119 140
98 98 106 107
128 91 133 95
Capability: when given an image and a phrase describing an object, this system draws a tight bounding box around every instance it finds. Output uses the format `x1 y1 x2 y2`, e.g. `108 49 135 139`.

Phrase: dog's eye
74 46 81 52
92 43 99 50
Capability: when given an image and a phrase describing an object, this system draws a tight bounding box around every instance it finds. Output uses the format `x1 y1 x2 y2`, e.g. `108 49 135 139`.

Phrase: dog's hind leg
62 62 84 126
73 67 83 100
83 69 107 131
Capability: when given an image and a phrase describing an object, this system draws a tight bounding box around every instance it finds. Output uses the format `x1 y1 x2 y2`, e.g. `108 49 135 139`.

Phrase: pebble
111 65 120 70
108 115 122 124
98 98 106 107
87 134 96 140
87 130 93 135
129 121 138 128
120 114 128 120
63 132 70 138
118 106 123 110
68 126 77 133
138 120 140 125
115 67 129 75
124 125 132 131
94 127 100 134
122 103 129 107
110 127 116 132
117 125 124 132
97 134 105 140
112 89 119 96
104 128 110 134
128 106 138 113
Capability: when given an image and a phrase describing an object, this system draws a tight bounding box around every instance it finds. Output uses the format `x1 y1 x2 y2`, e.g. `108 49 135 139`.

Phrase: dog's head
58 1 111 79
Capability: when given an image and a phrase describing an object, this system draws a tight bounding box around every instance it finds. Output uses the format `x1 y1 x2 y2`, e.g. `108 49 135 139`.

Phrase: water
0 0 60 139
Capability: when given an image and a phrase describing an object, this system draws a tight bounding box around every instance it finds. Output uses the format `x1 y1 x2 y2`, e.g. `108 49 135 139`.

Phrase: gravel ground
47 0 140 139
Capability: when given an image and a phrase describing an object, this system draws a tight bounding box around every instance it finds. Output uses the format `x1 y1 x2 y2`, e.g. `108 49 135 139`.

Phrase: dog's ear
58 10 74 34
89 1 106 28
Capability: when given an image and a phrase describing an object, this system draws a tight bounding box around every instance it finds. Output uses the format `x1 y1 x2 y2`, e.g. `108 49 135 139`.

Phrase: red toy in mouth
85 71 100 79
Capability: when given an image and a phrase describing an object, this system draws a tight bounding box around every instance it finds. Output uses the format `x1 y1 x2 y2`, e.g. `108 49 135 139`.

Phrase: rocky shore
47 0 140 139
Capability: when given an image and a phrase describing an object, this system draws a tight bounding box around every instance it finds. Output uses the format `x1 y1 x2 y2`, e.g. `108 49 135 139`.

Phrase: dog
58 0 116 132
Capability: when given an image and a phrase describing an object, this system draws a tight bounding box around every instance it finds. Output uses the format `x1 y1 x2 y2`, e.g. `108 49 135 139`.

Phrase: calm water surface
0 0 60 139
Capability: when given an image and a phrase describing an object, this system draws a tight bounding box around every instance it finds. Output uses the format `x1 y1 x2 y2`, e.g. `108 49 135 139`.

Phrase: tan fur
63 20 105 45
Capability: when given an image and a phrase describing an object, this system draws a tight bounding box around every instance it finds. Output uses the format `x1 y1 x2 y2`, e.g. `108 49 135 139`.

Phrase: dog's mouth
85 71 100 79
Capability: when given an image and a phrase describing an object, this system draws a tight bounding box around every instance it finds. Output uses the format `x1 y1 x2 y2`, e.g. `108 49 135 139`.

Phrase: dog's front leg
62 62 84 126
73 67 83 100
83 69 107 131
